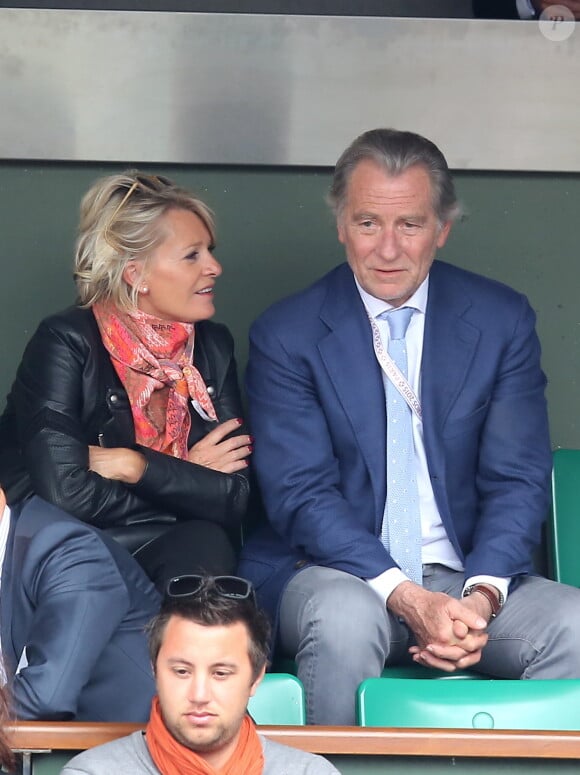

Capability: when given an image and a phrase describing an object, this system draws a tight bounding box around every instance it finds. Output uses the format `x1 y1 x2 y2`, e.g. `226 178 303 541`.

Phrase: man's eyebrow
166 657 194 667
211 660 238 670
398 214 429 223
351 210 378 220
350 211 429 222
165 657 239 669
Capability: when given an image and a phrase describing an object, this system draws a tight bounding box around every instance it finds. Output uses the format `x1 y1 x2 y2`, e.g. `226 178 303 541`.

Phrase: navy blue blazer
239 261 552 628
1 496 160 721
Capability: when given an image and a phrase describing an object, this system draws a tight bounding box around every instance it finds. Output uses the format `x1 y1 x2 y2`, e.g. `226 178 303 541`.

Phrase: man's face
155 616 264 769
337 160 452 306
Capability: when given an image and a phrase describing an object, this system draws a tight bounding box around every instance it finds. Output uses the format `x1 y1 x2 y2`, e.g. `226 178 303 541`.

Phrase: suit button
294 559 308 570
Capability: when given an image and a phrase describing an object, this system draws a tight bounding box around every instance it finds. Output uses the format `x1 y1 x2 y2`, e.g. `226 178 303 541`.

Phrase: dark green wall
1 163 579 447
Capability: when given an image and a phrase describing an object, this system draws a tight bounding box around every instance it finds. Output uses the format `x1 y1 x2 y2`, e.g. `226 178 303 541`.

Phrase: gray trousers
279 564 580 725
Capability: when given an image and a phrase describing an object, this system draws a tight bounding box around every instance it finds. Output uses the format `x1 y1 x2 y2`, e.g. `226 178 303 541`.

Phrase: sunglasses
166 574 256 605
104 173 173 244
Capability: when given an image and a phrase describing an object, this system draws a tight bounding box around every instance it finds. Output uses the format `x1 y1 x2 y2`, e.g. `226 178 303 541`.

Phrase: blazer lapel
421 263 481 490
318 265 387 523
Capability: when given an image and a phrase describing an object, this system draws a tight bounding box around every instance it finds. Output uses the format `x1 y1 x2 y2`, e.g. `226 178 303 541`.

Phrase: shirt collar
355 274 429 319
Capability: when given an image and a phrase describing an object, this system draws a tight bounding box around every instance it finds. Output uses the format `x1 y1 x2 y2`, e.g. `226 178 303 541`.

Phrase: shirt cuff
367 567 410 605
516 0 536 18
462 575 510 603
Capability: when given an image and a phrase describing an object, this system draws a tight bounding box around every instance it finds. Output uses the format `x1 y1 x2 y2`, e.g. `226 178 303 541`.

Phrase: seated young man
0 488 159 721
62 575 339 775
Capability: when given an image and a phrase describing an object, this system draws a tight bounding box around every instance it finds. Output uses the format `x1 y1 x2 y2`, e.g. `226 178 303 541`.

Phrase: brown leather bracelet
463 584 502 618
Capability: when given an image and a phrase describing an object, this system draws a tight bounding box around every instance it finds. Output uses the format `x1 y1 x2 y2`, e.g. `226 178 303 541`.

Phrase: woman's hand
188 418 252 474
88 446 147 484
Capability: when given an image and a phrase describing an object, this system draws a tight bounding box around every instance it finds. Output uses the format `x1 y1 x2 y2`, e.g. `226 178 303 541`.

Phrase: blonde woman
0 172 251 589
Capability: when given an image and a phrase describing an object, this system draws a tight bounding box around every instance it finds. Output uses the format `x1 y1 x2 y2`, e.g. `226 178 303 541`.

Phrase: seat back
550 448 580 587
271 657 482 681
247 673 306 725
379 664 484 680
357 678 580 729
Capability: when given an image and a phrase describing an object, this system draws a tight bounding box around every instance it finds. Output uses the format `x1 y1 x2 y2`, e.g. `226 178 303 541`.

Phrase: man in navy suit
0 488 159 721
239 128 580 725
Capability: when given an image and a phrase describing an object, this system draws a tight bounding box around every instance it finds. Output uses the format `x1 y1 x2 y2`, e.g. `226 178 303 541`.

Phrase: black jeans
120 520 237 594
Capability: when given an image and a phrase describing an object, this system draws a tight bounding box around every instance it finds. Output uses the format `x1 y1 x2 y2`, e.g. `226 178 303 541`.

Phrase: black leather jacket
0 306 249 531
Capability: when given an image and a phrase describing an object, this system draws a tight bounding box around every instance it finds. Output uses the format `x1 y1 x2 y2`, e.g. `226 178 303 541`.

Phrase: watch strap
464 584 502 618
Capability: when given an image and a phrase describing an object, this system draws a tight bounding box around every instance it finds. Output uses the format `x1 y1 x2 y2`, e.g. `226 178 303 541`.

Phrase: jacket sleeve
9 316 248 529
461 297 552 579
11 525 134 720
246 313 396 580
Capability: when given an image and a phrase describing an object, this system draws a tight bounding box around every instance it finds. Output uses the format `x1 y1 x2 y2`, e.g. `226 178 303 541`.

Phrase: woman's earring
140 285 149 294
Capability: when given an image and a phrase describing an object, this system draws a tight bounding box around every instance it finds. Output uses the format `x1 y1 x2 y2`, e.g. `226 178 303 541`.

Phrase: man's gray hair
328 128 463 225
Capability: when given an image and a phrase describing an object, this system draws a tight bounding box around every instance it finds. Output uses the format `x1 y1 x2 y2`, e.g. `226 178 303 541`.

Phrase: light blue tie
379 307 423 585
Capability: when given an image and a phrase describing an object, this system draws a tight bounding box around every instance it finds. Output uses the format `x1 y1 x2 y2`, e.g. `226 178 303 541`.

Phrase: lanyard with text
367 312 423 422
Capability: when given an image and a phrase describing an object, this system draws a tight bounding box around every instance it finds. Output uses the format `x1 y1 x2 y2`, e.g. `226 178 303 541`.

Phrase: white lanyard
367 313 422 422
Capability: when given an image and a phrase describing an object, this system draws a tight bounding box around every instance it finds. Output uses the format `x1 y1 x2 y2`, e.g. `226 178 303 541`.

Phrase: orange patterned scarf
145 697 264 775
93 300 217 458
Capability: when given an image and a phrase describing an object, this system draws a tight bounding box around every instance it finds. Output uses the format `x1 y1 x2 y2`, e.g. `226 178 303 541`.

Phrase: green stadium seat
357 677 580 729
379 664 483 679
550 448 580 587
272 657 481 681
248 672 306 725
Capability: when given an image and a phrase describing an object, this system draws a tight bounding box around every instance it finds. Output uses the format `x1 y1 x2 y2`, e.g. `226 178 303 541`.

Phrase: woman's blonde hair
74 171 216 311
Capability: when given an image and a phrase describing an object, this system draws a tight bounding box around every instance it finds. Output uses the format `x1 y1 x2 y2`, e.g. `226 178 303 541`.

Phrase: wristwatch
463 584 504 618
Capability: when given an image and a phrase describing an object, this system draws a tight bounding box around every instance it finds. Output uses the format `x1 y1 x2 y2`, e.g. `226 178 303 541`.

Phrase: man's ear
249 665 267 698
437 221 452 249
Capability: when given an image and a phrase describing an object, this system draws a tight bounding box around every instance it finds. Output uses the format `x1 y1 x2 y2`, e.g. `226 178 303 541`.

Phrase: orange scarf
145 697 264 775
93 301 217 458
